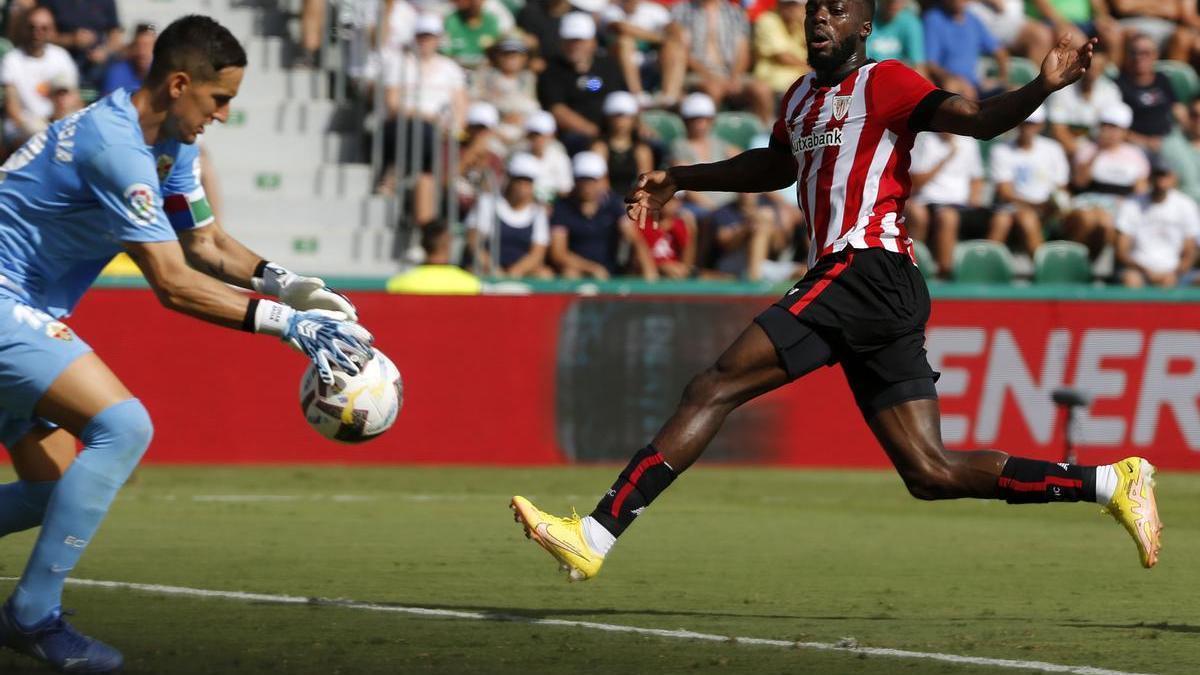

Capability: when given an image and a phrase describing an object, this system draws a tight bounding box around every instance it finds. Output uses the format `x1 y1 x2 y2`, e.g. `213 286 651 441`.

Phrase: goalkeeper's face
166 66 243 144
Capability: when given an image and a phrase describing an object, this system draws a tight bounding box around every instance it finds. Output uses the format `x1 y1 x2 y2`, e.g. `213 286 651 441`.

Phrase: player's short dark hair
146 15 247 85
420 220 451 256
860 0 876 19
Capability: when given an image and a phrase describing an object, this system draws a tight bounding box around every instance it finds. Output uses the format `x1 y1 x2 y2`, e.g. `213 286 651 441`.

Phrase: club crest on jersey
45 321 73 341
832 95 853 121
123 183 157 226
156 155 174 182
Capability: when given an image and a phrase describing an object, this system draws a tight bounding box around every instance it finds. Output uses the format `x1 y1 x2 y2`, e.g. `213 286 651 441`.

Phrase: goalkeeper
0 16 370 673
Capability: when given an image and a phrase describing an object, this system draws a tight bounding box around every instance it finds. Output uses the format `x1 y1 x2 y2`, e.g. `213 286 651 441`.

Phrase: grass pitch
0 465 1195 674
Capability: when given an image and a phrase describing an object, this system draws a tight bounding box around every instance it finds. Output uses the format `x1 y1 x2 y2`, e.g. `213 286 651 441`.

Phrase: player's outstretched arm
126 239 371 383
178 220 358 321
625 148 796 227
929 34 1096 140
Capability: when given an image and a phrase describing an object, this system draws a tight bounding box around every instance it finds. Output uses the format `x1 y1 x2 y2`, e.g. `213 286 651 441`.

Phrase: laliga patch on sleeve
123 183 158 227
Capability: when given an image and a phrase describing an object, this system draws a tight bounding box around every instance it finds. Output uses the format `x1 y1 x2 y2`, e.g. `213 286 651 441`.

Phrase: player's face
805 0 870 72
168 66 243 144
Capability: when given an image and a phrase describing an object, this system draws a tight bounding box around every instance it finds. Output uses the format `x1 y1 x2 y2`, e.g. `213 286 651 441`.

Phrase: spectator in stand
1047 45 1122 156
635 196 697 279
1108 0 1198 62
1063 103 1150 259
1167 98 1200 201
868 0 926 72
100 22 154 96
923 0 1008 99
444 0 504 68
666 0 773 125
47 70 80 121
906 131 987 277
753 0 810 96
603 0 681 105
591 91 654 194
711 192 802 281
518 0 573 66
40 0 120 90
456 102 507 216
968 0 1054 62
1025 0 1120 64
671 93 739 221
466 153 555 278
536 12 627 154
297 0 324 68
387 220 484 294
1 6 77 148
379 14 468 222
1114 157 1198 286
521 110 574 202
550 151 656 279
1117 33 1183 152
472 33 540 146
987 107 1070 258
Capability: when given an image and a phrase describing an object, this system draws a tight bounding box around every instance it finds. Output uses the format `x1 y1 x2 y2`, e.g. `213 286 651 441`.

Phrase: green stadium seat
911 239 937 279
1155 61 1198 102
952 240 1015 284
1007 57 1039 87
1033 241 1091 284
641 110 685 148
713 112 765 151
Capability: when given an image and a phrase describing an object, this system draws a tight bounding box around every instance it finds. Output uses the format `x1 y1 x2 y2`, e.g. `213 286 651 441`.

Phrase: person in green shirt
444 0 503 68
867 0 927 75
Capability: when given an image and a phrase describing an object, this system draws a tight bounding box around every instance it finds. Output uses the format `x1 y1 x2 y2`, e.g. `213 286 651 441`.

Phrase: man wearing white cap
537 12 627 153
521 110 574 202
549 151 656 279
466 153 554 278
513 1 1162 583
987 106 1069 259
1063 102 1150 259
671 93 739 216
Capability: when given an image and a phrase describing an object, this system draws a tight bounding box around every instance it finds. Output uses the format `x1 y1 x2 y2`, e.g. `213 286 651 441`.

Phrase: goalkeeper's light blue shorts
0 293 93 449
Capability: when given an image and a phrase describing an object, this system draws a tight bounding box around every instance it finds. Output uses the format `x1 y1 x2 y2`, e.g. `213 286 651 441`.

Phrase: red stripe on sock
609 453 665 518
997 476 1084 492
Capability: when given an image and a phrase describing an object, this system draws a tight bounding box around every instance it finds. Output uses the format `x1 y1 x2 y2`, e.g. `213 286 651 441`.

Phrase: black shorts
754 247 940 419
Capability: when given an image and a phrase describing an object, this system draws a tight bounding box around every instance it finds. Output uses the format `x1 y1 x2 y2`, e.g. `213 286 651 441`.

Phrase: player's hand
626 170 678 230
282 309 374 385
279 275 359 322
1040 34 1096 92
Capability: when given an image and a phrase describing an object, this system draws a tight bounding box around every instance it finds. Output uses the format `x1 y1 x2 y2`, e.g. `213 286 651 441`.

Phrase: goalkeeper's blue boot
0 600 123 673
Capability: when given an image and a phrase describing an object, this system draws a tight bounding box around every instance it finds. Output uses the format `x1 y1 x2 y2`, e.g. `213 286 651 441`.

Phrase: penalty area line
41 577 1149 675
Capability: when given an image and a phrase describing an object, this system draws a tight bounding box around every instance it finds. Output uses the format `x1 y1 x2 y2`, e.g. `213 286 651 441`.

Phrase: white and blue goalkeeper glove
249 300 373 384
253 261 358 322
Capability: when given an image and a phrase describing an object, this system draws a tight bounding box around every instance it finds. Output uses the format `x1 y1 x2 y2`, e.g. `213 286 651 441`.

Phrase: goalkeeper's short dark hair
146 15 247 85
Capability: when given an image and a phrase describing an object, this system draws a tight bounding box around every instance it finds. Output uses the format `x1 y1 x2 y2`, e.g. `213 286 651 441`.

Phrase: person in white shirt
988 106 1069 257
466 153 554 278
1046 47 1122 157
602 0 680 104
1063 103 1150 259
1 7 78 147
906 131 986 277
518 110 574 203
1115 159 1199 287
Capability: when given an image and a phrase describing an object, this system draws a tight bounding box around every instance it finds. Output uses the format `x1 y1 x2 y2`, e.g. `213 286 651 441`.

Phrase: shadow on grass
1061 621 1200 634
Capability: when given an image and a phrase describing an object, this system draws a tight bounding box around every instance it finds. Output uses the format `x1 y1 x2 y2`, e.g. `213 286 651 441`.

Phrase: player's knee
900 457 957 501
681 366 734 409
82 398 154 468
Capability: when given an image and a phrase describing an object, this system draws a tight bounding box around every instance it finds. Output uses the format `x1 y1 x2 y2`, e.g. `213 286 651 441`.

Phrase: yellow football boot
510 496 604 581
1102 457 1163 568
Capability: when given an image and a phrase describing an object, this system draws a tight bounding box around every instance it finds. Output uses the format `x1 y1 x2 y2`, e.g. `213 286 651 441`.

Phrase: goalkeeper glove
253 261 358 322
248 300 373 384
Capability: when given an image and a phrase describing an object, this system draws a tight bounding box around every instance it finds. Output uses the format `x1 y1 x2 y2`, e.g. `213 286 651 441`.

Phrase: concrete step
222 195 395 229
224 223 400 276
224 99 364 135
214 163 374 199
236 65 328 102
203 125 363 166
123 1 255 39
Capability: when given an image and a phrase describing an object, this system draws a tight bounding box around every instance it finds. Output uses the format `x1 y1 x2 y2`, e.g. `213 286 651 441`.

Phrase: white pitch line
36 577 1149 675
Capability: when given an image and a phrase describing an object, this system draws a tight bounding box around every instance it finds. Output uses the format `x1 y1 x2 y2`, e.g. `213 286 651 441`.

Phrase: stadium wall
58 290 1200 470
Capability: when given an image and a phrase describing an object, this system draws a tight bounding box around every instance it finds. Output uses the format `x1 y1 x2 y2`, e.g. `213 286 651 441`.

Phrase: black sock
589 446 677 537
997 457 1097 504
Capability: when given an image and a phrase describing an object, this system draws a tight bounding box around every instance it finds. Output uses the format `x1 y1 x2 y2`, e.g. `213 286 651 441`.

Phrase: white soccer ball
299 349 403 443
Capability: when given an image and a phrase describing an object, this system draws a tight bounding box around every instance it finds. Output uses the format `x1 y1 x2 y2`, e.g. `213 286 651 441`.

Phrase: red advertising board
53 290 1200 470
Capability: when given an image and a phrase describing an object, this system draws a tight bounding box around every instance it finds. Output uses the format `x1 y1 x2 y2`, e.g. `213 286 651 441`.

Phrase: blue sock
10 399 152 627
0 480 57 537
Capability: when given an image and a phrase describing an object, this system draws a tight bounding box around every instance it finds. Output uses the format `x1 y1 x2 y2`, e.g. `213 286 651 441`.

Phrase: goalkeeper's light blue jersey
0 88 212 318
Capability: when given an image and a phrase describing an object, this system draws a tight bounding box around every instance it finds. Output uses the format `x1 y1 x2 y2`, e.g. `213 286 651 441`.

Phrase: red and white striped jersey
770 60 938 267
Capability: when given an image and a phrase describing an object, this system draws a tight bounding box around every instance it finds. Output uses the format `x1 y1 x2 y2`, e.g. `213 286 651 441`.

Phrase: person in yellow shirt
753 0 809 95
387 221 483 294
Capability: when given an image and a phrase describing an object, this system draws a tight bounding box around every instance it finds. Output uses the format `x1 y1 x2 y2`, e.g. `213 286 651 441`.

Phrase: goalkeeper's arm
177 220 358 320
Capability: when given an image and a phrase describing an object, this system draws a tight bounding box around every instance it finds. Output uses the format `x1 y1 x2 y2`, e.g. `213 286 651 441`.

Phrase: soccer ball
299 349 403 443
